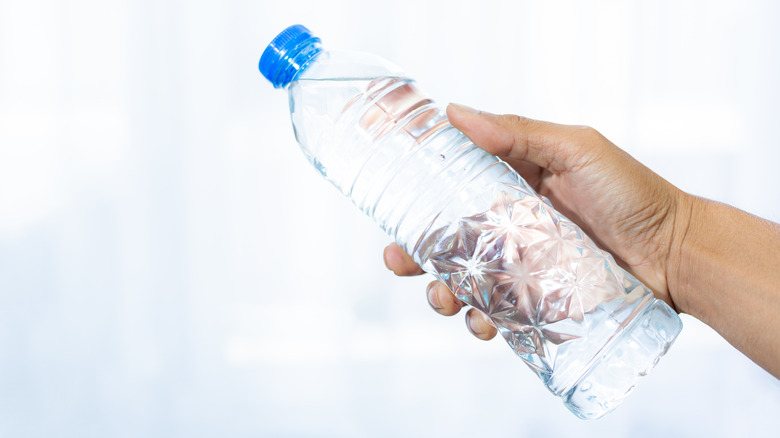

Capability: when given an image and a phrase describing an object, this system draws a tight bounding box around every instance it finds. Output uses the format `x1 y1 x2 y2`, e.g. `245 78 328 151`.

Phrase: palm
502 142 676 308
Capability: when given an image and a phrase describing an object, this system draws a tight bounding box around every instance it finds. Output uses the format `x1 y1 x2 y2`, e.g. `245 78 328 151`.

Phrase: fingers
446 103 600 175
426 281 463 316
465 308 497 340
383 244 496 342
427 281 496 341
383 243 424 276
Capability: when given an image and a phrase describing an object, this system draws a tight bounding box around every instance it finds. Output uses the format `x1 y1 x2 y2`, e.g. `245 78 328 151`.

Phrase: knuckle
573 125 604 143
498 113 532 128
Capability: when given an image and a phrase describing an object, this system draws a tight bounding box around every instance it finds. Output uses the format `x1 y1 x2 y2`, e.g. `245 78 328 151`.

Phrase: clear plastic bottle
259 24 683 419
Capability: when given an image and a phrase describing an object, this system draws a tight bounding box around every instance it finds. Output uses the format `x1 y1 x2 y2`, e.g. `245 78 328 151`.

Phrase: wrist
661 191 780 377
664 189 701 315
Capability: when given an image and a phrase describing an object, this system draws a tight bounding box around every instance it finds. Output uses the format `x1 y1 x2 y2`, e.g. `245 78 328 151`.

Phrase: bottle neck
270 41 323 89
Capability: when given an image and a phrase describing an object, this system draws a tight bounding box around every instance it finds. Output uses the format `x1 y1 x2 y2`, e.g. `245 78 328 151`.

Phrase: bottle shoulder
296 50 405 81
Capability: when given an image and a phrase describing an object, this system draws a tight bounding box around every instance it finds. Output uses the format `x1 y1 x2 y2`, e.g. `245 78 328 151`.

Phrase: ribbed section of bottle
323 76 681 419
332 77 502 251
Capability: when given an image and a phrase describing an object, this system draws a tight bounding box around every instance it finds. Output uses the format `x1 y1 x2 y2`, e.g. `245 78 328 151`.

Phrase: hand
384 103 691 341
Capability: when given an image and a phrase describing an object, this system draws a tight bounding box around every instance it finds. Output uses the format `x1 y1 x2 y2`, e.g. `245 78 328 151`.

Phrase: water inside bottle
415 189 654 395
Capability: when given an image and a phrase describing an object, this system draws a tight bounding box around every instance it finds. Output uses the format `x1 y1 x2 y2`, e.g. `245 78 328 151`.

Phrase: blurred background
1 0 779 436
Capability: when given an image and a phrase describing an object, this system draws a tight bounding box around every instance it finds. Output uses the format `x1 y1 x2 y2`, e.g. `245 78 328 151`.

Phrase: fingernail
427 284 443 311
466 311 481 336
448 102 481 115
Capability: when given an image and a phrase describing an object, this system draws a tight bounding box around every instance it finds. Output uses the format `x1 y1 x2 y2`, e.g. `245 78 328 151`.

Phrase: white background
1 0 779 437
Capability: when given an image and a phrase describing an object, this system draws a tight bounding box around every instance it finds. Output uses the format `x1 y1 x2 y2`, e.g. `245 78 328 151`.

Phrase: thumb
446 103 598 174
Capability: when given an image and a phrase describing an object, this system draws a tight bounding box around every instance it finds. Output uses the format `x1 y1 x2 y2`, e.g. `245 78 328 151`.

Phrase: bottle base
561 299 682 419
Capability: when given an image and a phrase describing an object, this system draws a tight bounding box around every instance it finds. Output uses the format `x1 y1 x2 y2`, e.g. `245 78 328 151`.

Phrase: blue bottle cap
259 24 323 88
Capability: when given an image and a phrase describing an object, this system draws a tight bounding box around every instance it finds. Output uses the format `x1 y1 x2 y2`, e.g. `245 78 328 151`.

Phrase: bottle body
276 42 682 419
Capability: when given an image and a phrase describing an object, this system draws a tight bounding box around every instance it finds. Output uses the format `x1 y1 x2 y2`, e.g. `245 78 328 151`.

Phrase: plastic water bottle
259 24 683 419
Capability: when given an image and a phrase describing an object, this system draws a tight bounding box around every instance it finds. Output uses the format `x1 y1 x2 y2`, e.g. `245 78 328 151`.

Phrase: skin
384 103 780 378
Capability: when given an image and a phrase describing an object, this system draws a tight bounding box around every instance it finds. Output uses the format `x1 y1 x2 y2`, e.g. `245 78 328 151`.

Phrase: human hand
384 103 692 341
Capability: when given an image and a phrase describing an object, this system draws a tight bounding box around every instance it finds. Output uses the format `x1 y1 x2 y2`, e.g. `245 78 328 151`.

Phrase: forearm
669 194 780 377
